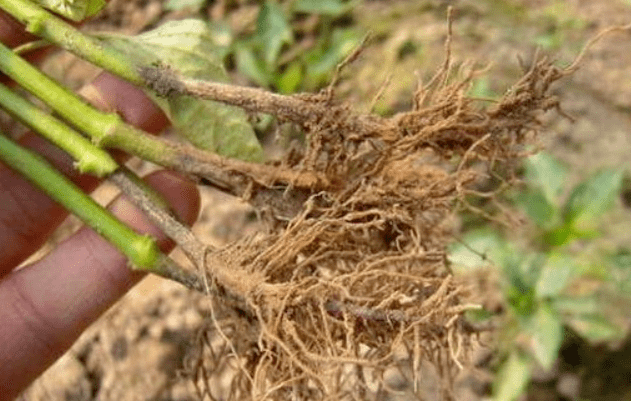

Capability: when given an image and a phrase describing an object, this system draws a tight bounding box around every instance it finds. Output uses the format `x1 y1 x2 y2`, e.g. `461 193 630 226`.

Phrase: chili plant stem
109 169 209 265
0 82 117 177
0 128 204 289
0 0 142 85
0 42 121 144
0 41 214 181
0 130 159 271
0 40 326 196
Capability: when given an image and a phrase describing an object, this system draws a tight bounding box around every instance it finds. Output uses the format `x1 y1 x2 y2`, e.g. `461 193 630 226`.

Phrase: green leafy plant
233 0 363 93
520 153 622 247
531 1 587 50
450 152 627 401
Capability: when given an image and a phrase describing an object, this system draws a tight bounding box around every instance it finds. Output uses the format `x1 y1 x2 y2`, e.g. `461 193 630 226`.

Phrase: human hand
0 10 200 400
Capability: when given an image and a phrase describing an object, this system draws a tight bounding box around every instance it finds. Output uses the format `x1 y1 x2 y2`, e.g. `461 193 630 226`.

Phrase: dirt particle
139 66 186 98
110 336 128 361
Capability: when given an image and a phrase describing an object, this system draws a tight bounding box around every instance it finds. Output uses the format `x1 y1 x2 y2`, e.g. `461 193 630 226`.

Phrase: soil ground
17 1 631 400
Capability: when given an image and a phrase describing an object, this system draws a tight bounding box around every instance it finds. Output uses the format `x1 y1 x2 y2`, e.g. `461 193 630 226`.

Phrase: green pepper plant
449 152 629 401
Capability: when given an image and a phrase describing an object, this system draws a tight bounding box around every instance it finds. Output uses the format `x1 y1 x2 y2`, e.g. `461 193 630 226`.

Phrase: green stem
0 0 142 85
0 42 121 144
0 41 177 171
0 39 264 192
0 130 159 271
0 82 118 177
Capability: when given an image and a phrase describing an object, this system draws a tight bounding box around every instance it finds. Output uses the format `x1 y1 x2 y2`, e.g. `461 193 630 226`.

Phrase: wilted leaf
524 152 567 205
564 169 622 232
536 253 575 298
493 351 532 401
257 1 293 68
529 303 563 369
99 20 264 161
35 0 106 21
292 0 356 16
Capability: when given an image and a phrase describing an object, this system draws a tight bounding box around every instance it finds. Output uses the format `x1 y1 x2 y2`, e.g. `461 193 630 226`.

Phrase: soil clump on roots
148 35 572 400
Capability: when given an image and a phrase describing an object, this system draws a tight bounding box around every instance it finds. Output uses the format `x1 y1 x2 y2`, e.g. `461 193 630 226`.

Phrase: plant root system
141 38 571 399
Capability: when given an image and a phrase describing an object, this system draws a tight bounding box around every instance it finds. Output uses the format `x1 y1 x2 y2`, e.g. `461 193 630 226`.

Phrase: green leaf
276 61 303 94
468 76 495 99
447 229 509 272
516 189 556 228
164 0 206 11
507 286 536 317
567 314 624 343
542 224 576 248
257 1 293 68
292 0 356 16
524 152 567 205
303 28 362 89
563 169 623 232
493 350 532 401
35 0 106 21
535 253 575 298
552 295 599 315
610 247 631 270
99 20 264 161
512 253 546 292
205 21 234 60
235 44 273 87
529 303 563 369
609 248 631 292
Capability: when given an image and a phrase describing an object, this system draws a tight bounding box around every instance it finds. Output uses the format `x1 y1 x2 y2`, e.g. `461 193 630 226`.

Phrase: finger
0 170 200 400
0 10 39 48
0 133 101 275
82 72 170 134
0 72 169 274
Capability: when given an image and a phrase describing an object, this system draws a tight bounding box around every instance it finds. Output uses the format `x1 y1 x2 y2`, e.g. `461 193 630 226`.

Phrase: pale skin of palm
0 8 201 400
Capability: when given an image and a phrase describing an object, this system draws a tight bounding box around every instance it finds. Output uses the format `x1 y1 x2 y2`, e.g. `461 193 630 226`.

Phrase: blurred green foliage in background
450 152 629 401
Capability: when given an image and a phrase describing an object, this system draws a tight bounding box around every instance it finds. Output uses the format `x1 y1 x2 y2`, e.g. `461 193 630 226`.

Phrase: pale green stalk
0 41 193 174
0 41 121 144
0 0 142 85
0 130 160 271
0 81 117 176
0 39 252 191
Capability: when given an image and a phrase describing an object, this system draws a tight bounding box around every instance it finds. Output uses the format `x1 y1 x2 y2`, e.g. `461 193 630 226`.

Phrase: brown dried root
132 15 583 397
122 18 631 400
138 50 572 400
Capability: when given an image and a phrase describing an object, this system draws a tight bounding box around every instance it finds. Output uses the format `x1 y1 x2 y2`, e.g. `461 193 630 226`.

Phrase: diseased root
145 35 572 401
